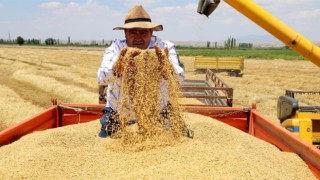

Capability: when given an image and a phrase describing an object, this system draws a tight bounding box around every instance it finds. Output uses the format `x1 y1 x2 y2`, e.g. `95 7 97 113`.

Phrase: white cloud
54 0 111 17
290 8 320 19
256 0 315 7
151 3 198 22
124 0 162 8
32 0 122 40
242 0 316 17
0 3 4 8
39 2 62 9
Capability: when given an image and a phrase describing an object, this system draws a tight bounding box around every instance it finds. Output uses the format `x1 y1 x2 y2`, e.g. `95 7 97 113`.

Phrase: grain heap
109 46 189 151
0 113 316 179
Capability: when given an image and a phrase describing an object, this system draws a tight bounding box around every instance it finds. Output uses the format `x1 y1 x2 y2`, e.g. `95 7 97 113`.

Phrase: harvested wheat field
181 56 320 122
0 46 100 130
0 46 319 179
1 46 320 130
0 112 316 179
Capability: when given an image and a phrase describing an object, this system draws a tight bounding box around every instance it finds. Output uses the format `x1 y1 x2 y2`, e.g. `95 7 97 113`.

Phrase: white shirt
97 36 184 111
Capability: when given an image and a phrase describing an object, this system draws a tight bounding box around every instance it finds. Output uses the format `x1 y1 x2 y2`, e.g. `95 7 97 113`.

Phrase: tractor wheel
228 71 238 77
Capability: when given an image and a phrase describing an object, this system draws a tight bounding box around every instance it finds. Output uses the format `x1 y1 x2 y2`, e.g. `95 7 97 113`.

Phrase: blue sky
0 0 320 42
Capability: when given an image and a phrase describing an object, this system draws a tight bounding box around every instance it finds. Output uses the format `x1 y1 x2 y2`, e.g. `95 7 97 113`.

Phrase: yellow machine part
297 112 320 145
282 118 313 144
282 112 320 145
224 0 320 68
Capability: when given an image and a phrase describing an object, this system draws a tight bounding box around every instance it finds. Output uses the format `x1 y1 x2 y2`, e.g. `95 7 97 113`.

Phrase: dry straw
0 85 44 131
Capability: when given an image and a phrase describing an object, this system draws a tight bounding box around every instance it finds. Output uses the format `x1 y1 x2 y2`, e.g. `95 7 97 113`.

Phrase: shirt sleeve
97 40 123 84
161 40 185 83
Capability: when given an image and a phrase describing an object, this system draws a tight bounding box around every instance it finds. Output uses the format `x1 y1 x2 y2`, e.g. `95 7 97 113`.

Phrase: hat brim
113 22 163 31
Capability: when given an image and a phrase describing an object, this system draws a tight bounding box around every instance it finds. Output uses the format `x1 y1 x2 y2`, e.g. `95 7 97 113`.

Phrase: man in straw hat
97 5 184 138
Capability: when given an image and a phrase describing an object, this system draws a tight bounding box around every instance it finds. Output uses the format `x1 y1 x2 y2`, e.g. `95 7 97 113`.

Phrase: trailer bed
0 102 319 178
181 70 233 107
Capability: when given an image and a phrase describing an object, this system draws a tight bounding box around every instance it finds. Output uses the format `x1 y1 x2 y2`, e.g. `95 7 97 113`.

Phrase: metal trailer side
0 102 319 178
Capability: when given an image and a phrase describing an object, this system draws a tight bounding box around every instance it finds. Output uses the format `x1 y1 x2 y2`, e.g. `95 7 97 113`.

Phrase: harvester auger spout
197 0 320 68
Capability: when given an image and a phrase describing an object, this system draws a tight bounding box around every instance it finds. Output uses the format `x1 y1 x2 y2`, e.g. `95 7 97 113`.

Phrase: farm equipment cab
277 90 320 149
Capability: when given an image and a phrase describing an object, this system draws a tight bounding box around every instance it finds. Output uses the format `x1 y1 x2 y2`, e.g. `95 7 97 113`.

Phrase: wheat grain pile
0 112 316 179
106 46 189 151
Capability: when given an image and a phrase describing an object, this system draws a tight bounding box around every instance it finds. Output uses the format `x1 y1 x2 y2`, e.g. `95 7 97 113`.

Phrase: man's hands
155 45 172 80
113 47 140 77
113 47 127 77
113 46 172 80
127 49 140 77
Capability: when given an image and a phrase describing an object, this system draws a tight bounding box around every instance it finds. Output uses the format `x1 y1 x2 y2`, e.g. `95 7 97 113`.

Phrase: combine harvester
1 0 320 178
278 90 320 149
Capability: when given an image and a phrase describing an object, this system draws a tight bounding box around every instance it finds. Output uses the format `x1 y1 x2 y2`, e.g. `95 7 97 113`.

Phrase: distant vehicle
194 56 244 77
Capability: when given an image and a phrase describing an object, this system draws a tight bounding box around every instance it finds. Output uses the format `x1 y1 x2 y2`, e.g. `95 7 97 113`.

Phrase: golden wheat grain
12 70 97 104
109 47 188 151
0 112 316 179
0 85 44 130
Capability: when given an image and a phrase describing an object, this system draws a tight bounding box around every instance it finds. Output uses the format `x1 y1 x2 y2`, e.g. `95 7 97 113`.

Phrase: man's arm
161 40 184 83
97 39 125 84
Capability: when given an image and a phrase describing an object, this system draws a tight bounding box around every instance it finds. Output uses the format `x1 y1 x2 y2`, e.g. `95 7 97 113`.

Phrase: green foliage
0 39 15 44
26 39 41 45
176 47 305 60
239 43 253 48
0 38 40 45
16 36 25 46
45 38 56 45
225 36 237 49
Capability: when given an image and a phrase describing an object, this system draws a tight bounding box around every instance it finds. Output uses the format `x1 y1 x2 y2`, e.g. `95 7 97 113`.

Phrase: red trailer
0 100 320 178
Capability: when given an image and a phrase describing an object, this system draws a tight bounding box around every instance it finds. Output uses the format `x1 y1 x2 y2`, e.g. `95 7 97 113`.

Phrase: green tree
45 38 56 45
225 36 237 49
239 42 253 48
16 36 25 46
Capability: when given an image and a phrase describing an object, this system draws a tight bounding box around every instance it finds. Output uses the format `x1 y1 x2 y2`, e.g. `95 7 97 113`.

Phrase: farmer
97 5 184 138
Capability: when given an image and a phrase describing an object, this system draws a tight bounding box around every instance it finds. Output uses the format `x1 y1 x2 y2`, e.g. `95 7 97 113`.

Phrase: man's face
125 28 153 49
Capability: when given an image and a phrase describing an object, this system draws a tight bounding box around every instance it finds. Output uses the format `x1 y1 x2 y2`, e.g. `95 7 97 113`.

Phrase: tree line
205 36 253 49
1 35 253 48
0 36 110 46
224 36 254 49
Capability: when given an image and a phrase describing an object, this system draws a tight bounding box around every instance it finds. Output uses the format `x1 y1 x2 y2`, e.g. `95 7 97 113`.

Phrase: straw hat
113 5 163 31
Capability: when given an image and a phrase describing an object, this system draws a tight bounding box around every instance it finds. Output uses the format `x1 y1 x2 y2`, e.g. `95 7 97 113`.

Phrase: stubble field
0 45 319 131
